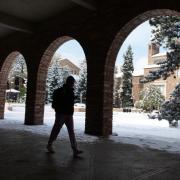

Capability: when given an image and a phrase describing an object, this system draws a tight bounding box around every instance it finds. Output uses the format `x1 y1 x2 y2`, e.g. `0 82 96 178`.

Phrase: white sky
116 21 152 71
1 104 180 154
55 40 85 67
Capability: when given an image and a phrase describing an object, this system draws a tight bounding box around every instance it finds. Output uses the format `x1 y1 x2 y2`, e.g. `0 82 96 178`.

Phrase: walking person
46 76 83 157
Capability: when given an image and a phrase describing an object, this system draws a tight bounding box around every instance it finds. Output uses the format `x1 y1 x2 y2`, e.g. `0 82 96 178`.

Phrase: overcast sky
55 20 157 72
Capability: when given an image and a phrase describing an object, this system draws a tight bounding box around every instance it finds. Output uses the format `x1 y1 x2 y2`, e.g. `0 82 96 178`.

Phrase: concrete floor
1 129 180 180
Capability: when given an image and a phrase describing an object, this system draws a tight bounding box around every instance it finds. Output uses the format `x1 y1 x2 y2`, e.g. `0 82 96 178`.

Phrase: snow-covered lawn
1 104 180 154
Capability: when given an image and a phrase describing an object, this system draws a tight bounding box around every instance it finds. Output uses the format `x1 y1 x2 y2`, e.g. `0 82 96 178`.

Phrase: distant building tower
148 42 159 64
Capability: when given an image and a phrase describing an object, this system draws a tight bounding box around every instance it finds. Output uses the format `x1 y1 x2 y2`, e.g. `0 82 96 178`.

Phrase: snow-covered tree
159 83 180 127
46 60 67 103
143 16 180 82
76 59 87 103
8 54 27 102
140 84 164 112
121 45 134 108
8 55 27 84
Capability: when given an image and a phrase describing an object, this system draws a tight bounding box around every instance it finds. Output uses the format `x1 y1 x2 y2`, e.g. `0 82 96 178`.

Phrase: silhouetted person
46 76 83 157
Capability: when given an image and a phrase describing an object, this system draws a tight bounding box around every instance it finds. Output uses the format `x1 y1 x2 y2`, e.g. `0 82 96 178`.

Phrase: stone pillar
148 42 159 64
84 44 113 136
24 55 45 125
85 61 104 135
0 81 6 119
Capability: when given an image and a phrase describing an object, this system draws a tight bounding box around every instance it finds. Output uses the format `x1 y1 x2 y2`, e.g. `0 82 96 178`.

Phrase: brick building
117 42 180 105
144 43 180 100
59 58 80 76
132 72 144 102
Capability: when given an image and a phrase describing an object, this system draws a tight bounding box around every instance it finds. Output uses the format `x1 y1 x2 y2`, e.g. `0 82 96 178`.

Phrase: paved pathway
0 129 180 180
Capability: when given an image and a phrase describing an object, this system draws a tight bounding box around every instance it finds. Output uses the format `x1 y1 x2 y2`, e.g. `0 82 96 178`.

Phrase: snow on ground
1 104 180 154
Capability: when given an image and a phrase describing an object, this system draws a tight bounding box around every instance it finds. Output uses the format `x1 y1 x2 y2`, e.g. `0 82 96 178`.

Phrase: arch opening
35 36 87 134
104 9 180 139
0 52 27 121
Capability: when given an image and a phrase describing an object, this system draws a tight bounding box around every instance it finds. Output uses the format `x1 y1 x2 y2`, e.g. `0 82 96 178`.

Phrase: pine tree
76 59 87 103
8 54 27 102
121 45 134 108
10 56 27 77
46 60 67 103
143 16 180 82
159 83 180 127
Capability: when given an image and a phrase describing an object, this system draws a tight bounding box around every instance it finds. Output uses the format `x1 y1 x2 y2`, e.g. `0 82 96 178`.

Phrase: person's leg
64 115 77 149
47 113 64 153
65 115 83 157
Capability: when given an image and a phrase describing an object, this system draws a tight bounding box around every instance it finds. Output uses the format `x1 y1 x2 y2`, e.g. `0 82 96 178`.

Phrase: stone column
24 55 45 125
84 41 113 136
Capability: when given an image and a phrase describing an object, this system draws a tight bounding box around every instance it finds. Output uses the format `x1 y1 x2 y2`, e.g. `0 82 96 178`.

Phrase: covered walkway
1 128 180 180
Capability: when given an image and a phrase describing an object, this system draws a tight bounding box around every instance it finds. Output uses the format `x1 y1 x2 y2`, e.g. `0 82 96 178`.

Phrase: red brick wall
132 76 144 102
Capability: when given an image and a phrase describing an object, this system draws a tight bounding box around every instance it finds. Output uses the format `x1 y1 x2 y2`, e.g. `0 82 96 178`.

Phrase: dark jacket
52 84 75 115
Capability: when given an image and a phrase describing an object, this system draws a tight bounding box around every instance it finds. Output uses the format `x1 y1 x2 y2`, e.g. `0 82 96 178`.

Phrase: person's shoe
73 149 83 158
46 144 55 153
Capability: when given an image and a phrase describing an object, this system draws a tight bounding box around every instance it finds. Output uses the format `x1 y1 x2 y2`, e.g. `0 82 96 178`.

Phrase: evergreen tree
159 83 180 127
143 16 180 82
121 45 134 108
9 55 27 78
76 60 87 103
8 55 27 102
46 60 67 103
140 84 164 112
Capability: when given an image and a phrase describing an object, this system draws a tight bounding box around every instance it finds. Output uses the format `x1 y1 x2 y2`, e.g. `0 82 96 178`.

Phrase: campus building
132 43 180 103
143 43 180 100
59 58 80 76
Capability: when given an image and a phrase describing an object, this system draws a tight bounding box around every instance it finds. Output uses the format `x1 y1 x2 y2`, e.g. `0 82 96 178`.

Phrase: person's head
66 76 75 88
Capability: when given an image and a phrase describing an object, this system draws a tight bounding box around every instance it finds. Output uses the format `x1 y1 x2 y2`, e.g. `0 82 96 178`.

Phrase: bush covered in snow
159 83 180 127
137 84 164 112
134 100 143 109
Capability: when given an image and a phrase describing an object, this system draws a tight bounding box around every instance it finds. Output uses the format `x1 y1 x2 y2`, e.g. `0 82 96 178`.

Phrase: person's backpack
51 90 56 109
51 87 64 109
51 88 59 109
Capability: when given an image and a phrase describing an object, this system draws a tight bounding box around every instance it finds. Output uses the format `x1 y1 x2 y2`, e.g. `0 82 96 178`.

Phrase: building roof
114 70 144 78
151 52 166 58
144 64 160 69
133 70 144 76
59 58 80 70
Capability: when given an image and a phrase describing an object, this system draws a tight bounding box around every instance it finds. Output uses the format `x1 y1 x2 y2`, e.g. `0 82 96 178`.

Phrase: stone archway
33 36 85 124
104 9 180 135
0 51 26 119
